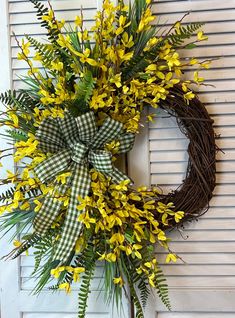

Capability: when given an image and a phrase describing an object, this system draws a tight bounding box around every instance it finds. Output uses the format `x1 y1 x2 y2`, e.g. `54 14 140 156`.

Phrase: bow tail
33 183 68 235
53 163 90 264
108 166 132 184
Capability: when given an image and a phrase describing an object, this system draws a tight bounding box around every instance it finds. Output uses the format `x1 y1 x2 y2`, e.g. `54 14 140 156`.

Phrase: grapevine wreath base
157 85 217 227
0 0 217 317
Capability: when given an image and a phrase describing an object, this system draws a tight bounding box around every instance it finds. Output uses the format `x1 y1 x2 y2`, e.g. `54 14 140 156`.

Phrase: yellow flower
165 253 177 263
174 211 184 223
51 61 64 71
51 266 65 279
33 52 42 61
75 237 85 254
184 91 195 102
59 282 71 294
9 112 19 127
42 10 54 22
190 58 198 65
165 52 181 69
197 31 208 41
56 172 71 184
116 15 131 35
75 48 97 66
109 232 125 245
110 73 122 88
157 230 167 241
75 15 82 27
77 196 93 210
20 201 30 210
194 71 204 84
112 180 130 191
33 199 42 212
137 8 155 33
7 170 18 182
143 200 155 210
146 114 156 122
113 276 124 286
78 211 96 229
148 273 155 287
21 39 30 56
98 252 116 262
117 49 133 62
72 267 85 282
13 240 22 248
121 32 134 48
174 21 181 35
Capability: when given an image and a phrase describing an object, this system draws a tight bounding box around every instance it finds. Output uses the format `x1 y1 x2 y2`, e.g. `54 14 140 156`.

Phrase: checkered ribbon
33 111 135 264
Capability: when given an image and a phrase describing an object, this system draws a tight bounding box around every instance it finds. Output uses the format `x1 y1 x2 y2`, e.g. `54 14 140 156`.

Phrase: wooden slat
152 0 235 13
9 9 96 25
151 161 235 174
11 20 94 36
23 314 109 318
163 241 235 253
158 313 235 318
9 0 96 13
150 149 235 162
21 277 103 290
161 264 235 276
150 126 235 139
151 173 235 185
163 276 235 288
167 230 235 242
154 10 235 24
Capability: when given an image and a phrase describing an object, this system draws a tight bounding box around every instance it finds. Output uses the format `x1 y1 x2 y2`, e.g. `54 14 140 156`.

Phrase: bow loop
36 117 66 154
91 117 123 149
88 150 113 173
75 112 97 143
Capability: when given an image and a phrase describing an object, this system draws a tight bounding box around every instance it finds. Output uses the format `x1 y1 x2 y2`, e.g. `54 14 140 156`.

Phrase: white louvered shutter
0 1 129 317
128 0 235 317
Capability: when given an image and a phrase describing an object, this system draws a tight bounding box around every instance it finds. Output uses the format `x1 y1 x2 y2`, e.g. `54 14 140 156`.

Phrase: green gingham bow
33 111 135 264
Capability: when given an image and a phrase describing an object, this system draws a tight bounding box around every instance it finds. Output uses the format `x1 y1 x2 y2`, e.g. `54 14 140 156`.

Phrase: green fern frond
6 129 28 141
26 35 55 68
0 90 18 106
68 70 95 117
29 0 60 44
4 232 41 260
0 89 38 133
0 186 41 204
127 273 144 318
33 234 54 274
125 257 150 310
154 267 171 310
78 264 96 318
167 22 204 47
121 55 149 82
138 278 150 309
77 242 97 318
0 187 16 204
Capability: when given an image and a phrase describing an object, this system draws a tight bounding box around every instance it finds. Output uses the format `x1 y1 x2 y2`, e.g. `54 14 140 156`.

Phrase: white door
0 0 129 317
129 0 235 317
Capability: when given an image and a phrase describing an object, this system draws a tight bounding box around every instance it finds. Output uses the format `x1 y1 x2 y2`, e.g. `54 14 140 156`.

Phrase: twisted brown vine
156 85 217 228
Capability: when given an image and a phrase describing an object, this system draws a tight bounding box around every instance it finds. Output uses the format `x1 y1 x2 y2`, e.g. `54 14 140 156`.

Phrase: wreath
0 0 216 317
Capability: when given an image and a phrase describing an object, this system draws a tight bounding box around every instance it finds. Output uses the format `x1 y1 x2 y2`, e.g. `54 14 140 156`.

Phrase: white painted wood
0 1 20 318
1 0 130 317
157 313 235 318
128 0 235 316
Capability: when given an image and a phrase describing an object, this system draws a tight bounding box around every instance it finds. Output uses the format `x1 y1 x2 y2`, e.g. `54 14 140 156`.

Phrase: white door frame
0 1 21 318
